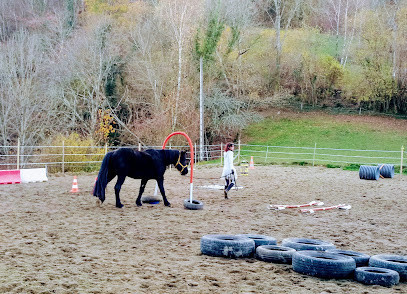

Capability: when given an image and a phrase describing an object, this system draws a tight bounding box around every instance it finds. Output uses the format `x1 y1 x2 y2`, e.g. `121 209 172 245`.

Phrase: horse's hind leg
114 175 126 208
136 179 148 207
157 178 170 207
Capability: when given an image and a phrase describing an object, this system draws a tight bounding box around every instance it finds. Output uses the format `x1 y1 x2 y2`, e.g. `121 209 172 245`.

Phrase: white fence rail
240 144 406 167
0 143 405 174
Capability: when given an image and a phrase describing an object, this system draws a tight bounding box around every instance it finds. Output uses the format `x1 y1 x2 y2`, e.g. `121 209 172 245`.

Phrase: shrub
45 133 105 173
343 164 361 171
326 164 341 169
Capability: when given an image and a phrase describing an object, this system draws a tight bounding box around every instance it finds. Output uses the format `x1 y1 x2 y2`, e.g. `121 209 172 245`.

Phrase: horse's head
175 150 188 175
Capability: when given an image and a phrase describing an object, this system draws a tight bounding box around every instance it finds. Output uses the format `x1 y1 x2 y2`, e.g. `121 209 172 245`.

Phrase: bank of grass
241 112 407 174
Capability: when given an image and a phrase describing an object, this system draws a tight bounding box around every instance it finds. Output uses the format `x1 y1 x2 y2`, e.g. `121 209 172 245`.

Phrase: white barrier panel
197 184 243 190
20 168 48 183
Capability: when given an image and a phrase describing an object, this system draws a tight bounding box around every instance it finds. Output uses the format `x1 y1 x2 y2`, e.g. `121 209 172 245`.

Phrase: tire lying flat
141 196 161 204
369 254 407 281
200 234 255 258
282 237 336 251
354 267 400 287
256 245 296 264
326 249 370 267
184 199 204 210
292 250 356 279
236 234 277 248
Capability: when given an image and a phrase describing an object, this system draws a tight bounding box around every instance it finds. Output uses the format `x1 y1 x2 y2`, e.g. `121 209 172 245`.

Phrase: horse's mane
163 149 179 165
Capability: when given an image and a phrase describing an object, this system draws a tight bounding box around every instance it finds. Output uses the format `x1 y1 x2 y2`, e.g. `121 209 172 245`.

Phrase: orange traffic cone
249 156 255 169
70 176 80 193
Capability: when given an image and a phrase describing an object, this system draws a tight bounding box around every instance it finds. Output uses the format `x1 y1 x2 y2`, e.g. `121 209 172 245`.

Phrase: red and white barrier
0 170 22 184
0 168 48 184
20 168 48 183
269 200 324 210
301 204 352 214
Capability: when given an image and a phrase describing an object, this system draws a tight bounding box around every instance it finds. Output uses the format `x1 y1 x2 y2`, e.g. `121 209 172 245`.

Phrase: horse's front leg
136 179 148 206
114 175 126 208
157 178 170 207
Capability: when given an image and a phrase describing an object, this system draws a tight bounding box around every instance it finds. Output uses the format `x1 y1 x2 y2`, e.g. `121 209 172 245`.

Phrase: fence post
16 137 20 170
238 139 241 165
138 143 141 151
401 145 404 177
312 143 317 166
265 146 269 163
105 143 108 154
62 140 65 173
220 143 223 166
194 143 197 164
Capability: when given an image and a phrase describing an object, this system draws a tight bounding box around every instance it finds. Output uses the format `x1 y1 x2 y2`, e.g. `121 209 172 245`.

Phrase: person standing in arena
221 142 237 199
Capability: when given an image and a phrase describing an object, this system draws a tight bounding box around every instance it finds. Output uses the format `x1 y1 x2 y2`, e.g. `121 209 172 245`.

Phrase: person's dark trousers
225 178 235 192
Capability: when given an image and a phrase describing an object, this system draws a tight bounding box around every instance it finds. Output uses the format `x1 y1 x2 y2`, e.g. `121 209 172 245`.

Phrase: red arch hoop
162 132 194 202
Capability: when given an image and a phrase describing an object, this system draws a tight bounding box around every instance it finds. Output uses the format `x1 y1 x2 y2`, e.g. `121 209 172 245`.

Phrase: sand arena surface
0 165 406 293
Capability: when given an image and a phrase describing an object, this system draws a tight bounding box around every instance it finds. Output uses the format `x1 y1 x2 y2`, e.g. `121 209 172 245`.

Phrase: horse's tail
93 151 113 202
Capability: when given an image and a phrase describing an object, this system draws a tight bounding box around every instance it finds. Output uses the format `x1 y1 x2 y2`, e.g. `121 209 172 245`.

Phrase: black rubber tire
369 254 407 281
236 234 277 248
256 245 296 264
282 237 336 251
200 234 255 258
326 249 370 267
292 250 356 279
141 196 161 204
354 267 400 287
184 199 204 210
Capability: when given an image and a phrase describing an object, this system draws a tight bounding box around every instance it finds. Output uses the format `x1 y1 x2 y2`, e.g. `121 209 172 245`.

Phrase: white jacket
221 150 237 180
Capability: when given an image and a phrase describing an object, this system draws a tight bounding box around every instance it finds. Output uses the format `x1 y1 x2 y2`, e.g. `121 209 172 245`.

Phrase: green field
239 112 407 173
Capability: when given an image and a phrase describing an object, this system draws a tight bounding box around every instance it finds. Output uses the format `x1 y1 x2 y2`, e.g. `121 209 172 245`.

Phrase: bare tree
127 15 170 112
157 0 202 131
381 0 405 80
315 0 367 66
50 16 119 139
215 0 258 96
0 30 56 156
256 0 303 87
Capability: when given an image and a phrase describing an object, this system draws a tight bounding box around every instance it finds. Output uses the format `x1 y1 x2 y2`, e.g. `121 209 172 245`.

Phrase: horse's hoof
116 204 124 208
164 202 171 207
136 202 142 207
96 199 102 207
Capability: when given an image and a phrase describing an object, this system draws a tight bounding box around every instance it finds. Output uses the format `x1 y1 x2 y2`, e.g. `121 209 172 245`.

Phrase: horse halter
175 152 188 174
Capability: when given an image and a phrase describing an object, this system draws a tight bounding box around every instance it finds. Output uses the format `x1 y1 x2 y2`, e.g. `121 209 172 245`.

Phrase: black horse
93 148 188 208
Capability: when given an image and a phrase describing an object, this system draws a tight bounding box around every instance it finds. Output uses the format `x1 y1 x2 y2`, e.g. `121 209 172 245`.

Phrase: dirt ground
0 165 406 294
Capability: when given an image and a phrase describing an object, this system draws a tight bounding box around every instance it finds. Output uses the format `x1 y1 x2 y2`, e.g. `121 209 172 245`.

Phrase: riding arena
1 156 406 293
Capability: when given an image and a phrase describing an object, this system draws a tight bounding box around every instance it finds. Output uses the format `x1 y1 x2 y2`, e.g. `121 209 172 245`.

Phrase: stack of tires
200 235 406 287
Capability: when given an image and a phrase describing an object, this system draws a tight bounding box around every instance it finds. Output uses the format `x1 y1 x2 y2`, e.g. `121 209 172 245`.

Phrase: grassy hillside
240 110 407 173
243 111 407 150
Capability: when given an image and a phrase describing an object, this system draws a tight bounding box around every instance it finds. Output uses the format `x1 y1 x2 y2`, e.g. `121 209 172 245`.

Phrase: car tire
369 254 407 281
292 250 356 279
236 234 277 248
282 237 336 251
200 234 255 258
354 267 400 287
326 249 370 267
184 199 204 210
256 245 296 264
